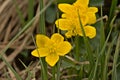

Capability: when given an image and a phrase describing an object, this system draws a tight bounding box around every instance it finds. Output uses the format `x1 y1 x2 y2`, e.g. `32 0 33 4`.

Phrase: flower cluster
31 33 72 66
31 0 98 67
55 0 98 38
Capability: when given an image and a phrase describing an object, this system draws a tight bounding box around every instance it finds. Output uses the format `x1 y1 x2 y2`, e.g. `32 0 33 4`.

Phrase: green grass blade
52 66 56 80
103 34 117 80
108 0 118 27
57 59 61 80
28 0 34 21
77 10 94 68
74 36 80 61
89 26 113 80
39 0 46 34
39 0 50 80
100 5 105 49
100 5 105 80
89 15 116 80
112 34 120 80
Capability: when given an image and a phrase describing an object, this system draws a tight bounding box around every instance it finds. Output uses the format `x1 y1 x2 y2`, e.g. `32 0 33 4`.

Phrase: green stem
107 0 118 28
112 34 120 80
39 0 48 80
39 0 46 34
40 58 48 80
52 66 56 80
28 0 34 21
57 59 61 80
74 36 80 61
77 10 94 67
100 5 105 49
52 59 61 80
79 65 83 79
100 5 106 80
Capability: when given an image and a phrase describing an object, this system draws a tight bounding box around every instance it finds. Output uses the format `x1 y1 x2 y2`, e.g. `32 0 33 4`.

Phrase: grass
0 0 120 80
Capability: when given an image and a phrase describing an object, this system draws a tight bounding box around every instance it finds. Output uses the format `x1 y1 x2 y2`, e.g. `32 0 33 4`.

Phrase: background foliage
0 0 120 80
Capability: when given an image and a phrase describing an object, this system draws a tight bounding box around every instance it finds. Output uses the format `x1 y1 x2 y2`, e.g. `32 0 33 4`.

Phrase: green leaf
20 50 28 58
46 4 57 23
89 0 104 6
89 18 101 51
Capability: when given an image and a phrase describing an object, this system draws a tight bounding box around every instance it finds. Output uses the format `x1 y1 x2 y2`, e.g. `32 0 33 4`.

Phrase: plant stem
74 36 80 61
52 66 56 80
39 0 48 80
57 59 61 80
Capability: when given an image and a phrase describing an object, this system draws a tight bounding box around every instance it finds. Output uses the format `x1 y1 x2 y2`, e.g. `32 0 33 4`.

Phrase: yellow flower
55 19 96 38
31 33 72 66
55 0 98 38
73 0 98 24
58 4 88 26
58 0 98 25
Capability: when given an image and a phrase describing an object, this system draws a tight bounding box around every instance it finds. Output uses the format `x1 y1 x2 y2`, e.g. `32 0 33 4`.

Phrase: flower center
49 46 57 54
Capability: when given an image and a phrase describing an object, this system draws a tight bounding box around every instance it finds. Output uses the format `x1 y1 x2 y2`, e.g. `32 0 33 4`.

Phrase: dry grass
0 0 50 79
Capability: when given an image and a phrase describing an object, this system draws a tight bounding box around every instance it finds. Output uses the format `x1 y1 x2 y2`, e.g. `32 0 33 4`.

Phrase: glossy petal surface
45 53 59 66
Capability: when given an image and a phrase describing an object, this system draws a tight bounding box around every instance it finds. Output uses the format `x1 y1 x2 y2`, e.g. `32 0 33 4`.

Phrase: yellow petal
57 41 72 56
61 14 68 18
51 33 64 43
79 14 88 26
65 31 73 38
61 13 78 19
87 13 96 24
73 0 89 8
45 53 59 66
55 19 71 30
88 7 98 13
31 48 49 57
36 34 50 48
84 26 96 38
58 4 75 13
61 14 66 18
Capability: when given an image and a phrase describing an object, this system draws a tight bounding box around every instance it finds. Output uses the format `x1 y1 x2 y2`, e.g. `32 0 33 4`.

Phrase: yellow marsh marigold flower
73 0 98 24
31 33 72 66
55 0 98 38
55 19 96 38
58 0 98 24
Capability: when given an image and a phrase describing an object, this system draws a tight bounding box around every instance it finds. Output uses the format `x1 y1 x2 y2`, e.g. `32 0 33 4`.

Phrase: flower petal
73 0 89 8
61 13 66 18
88 7 98 13
65 31 73 38
57 41 72 56
86 13 96 24
79 14 88 25
45 53 59 66
55 19 71 30
58 4 75 14
36 34 50 48
51 33 64 43
31 48 49 57
84 26 96 38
